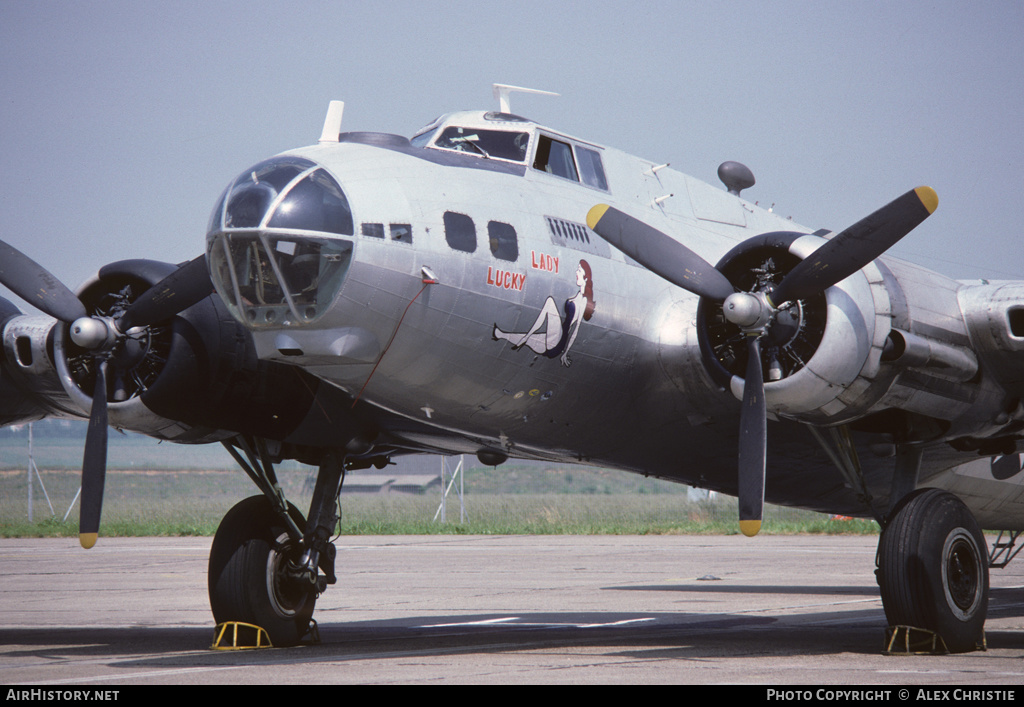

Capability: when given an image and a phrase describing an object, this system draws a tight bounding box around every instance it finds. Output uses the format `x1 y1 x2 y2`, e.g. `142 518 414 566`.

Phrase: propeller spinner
0 241 212 547
588 187 937 535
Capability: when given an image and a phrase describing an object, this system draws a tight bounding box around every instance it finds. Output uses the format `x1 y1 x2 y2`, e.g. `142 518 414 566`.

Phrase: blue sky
1 0 1022 308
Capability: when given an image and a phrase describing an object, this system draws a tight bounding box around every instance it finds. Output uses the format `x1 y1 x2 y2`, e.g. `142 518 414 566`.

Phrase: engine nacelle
696 230 1001 441
47 260 372 457
698 231 899 425
0 298 65 425
960 281 1024 398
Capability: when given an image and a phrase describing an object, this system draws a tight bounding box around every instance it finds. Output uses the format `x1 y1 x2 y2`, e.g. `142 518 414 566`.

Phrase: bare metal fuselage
203 112 1024 529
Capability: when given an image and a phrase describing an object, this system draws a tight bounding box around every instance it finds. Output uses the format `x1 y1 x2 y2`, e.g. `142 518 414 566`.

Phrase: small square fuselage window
390 224 412 243
488 221 518 261
443 211 476 253
361 223 385 238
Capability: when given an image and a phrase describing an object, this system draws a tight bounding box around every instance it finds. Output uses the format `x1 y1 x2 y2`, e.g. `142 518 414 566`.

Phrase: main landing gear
207 437 346 646
876 488 989 653
812 430 991 653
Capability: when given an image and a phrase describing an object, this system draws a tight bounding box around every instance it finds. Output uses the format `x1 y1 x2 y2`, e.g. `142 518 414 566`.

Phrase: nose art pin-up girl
493 260 595 367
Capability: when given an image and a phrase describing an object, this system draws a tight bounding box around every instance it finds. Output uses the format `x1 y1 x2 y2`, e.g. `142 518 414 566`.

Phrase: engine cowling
0 297 57 425
47 259 372 455
697 231 900 425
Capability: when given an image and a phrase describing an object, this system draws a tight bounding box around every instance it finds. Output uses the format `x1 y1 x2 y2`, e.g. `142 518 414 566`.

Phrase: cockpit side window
576 146 608 191
533 135 579 182
432 127 530 162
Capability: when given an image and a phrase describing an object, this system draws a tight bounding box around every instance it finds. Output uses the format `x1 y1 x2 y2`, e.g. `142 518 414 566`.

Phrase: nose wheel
207 495 317 647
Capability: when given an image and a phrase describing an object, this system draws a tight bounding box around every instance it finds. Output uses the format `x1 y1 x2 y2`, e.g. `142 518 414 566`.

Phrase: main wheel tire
208 496 316 647
877 488 988 653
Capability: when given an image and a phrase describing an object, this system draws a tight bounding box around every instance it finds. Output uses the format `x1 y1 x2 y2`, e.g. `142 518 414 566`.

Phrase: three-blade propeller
0 241 212 547
587 186 937 535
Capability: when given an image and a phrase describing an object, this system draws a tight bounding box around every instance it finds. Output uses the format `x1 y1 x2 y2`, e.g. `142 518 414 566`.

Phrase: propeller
0 240 212 547
115 255 213 332
584 204 735 301
737 336 766 537
0 240 87 323
770 186 938 306
587 187 938 535
79 359 108 549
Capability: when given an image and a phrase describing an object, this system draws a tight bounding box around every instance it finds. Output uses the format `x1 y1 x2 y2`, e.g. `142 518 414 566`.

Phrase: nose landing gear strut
207 438 346 646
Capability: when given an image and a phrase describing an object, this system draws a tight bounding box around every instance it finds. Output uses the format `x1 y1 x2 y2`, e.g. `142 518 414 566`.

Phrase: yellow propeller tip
739 520 762 537
914 186 939 215
586 204 610 230
79 533 98 549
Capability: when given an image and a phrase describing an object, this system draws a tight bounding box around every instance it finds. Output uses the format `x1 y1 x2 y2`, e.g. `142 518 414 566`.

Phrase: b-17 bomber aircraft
2 85 1022 652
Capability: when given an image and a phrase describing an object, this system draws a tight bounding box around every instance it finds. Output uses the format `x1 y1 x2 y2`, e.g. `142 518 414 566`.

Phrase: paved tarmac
1 535 1022 686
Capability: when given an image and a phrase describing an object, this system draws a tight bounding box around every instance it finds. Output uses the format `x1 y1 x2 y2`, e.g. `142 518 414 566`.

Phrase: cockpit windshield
429 127 530 163
206 156 355 328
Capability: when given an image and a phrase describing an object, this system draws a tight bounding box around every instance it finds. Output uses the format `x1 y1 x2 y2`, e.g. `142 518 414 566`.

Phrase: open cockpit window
533 135 578 181
532 135 609 191
431 127 530 162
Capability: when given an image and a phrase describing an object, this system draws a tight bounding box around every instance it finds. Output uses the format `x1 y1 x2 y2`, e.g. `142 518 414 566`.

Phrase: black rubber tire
877 488 988 653
207 496 315 647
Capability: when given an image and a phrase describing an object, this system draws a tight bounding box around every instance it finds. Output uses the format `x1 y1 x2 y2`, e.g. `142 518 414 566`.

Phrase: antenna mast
492 84 559 113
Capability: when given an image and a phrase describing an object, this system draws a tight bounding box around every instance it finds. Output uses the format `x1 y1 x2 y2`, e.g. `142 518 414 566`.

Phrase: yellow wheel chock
883 625 986 655
211 621 273 650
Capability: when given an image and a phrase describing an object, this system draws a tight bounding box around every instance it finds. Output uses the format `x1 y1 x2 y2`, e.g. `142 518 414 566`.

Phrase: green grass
0 468 879 538
0 425 879 538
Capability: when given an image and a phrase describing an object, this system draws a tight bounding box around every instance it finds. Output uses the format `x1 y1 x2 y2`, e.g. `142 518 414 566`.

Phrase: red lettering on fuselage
530 250 559 274
486 267 526 291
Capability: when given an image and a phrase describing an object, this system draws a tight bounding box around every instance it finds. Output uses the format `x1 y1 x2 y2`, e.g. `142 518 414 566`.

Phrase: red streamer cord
351 279 433 408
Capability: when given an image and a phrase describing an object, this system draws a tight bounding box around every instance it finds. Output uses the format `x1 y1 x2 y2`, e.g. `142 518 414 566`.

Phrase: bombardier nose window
212 156 354 236
267 168 354 234
206 156 355 327
211 235 353 325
